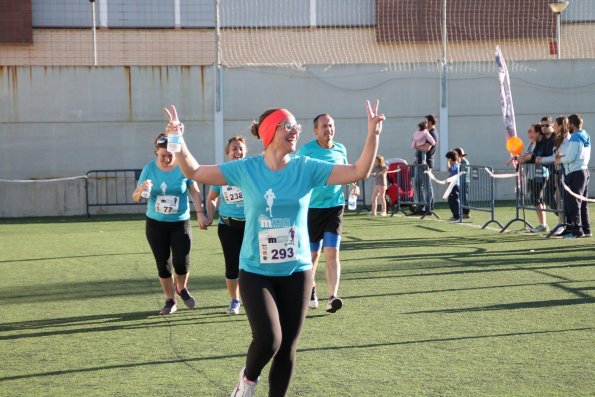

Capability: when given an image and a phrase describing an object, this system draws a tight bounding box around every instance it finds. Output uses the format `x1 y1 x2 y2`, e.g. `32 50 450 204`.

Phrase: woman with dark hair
163 101 384 397
538 116 571 233
133 133 208 315
206 135 248 315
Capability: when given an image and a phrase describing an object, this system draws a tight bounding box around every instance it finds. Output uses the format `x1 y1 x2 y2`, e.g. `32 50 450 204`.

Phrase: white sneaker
231 367 258 397
530 225 549 233
227 299 241 315
309 286 318 309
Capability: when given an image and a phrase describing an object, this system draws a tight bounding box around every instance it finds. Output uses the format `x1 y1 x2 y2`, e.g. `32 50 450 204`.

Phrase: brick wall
0 0 32 44
377 0 555 42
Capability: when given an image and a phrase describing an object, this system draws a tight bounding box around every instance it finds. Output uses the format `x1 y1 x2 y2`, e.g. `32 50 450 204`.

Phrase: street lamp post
549 1 570 59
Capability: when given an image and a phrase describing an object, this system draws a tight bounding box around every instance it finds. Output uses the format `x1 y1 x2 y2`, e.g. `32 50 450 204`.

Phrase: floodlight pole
214 0 224 164
90 0 97 66
439 0 449 171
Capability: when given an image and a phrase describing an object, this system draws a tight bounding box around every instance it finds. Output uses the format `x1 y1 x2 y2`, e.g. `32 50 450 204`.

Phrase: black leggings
239 269 313 397
145 217 192 278
217 222 245 280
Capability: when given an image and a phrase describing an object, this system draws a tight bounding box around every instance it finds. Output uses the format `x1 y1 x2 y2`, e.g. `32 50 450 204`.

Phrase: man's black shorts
307 206 344 243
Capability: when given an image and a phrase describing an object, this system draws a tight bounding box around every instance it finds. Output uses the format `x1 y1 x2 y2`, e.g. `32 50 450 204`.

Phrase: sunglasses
157 137 168 144
277 122 302 133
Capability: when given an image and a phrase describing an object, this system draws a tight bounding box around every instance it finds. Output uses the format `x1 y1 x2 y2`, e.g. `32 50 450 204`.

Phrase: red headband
258 109 293 148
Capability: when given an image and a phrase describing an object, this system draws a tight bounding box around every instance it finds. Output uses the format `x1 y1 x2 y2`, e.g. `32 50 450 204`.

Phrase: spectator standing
522 124 551 232
423 114 439 214
453 147 470 219
369 155 389 216
557 114 591 238
538 116 571 234
445 150 461 221
411 120 436 165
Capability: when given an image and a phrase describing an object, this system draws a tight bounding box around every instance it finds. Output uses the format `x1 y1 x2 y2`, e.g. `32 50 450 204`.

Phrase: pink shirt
411 129 436 149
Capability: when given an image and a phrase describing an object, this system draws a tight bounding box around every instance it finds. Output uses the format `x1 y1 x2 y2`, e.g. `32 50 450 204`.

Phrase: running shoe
227 299 241 315
176 288 196 309
159 299 177 315
530 225 549 233
231 367 258 397
326 296 343 313
309 286 318 309
562 231 583 239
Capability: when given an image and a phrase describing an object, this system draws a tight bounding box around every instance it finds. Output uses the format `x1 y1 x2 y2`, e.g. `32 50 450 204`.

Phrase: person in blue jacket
163 101 384 397
557 113 591 238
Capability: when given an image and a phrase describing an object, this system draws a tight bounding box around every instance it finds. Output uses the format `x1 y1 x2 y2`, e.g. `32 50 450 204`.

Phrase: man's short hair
313 113 332 128
425 114 436 125
568 114 583 129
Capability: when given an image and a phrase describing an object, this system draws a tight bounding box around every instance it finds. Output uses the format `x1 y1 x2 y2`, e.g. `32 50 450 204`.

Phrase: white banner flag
495 46 517 139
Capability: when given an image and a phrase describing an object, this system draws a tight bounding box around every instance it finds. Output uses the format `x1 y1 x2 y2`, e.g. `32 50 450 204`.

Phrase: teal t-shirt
220 154 334 276
210 184 245 222
138 161 195 222
296 140 347 208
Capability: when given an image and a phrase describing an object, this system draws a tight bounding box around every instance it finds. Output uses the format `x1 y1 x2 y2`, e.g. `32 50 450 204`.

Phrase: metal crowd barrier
500 163 566 235
460 165 503 229
85 169 144 216
85 169 208 217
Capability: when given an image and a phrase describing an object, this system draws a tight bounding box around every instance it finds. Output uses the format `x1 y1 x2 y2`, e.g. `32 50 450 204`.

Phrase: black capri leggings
217 221 245 280
239 269 313 397
145 217 192 278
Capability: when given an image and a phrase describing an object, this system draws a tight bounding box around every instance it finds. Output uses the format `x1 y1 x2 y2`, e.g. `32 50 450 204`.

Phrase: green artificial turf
0 204 593 396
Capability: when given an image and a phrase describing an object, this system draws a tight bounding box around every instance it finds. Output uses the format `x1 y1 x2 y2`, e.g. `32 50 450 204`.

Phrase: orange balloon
506 136 523 156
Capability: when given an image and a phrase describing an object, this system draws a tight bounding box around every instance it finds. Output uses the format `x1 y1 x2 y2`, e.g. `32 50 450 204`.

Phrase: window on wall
0 0 33 43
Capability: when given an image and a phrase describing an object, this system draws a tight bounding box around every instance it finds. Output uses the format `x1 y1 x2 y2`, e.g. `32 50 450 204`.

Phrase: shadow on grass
341 262 595 282
0 251 148 265
0 309 246 341
0 275 228 304
405 296 595 314
340 233 562 251
342 278 595 302
1 326 590 382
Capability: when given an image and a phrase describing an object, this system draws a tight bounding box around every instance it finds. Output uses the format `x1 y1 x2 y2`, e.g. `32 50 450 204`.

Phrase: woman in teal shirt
206 135 248 315
133 134 208 315
164 101 384 397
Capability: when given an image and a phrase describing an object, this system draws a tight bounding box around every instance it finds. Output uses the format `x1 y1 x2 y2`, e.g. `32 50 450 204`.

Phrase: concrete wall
1 60 595 217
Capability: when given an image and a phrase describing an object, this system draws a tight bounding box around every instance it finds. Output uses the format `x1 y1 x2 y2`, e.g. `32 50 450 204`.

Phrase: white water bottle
141 180 152 199
348 191 357 210
167 130 182 153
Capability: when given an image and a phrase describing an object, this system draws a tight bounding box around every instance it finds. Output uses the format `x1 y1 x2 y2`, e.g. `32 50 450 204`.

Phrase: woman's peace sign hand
366 99 385 136
163 105 184 135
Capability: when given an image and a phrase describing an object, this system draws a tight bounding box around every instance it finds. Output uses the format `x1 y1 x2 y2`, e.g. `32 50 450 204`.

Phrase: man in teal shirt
297 113 353 313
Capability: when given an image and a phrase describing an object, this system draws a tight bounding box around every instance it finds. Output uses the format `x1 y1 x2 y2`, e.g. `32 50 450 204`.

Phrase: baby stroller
385 158 414 214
